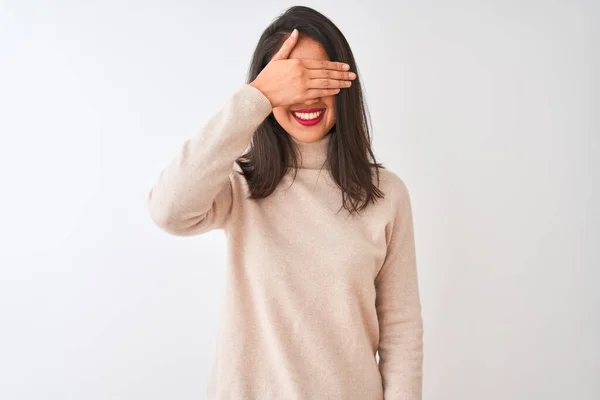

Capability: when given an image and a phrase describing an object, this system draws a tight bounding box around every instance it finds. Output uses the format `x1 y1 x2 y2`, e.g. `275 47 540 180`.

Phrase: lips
291 108 326 127
292 108 325 113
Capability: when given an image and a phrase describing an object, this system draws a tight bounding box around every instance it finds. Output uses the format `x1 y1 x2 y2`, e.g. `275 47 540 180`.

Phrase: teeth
293 110 324 120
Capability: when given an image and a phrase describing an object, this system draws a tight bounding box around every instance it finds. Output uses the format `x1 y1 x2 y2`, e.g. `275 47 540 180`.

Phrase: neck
289 133 331 170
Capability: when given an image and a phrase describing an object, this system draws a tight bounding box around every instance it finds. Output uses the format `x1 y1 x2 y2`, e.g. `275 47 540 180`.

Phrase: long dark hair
236 5 386 215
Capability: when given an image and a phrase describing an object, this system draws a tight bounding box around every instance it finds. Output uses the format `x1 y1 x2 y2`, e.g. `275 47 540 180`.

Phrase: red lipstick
291 108 326 127
291 108 324 113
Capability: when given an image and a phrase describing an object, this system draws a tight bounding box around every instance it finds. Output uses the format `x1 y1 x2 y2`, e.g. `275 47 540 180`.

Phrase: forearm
147 84 272 235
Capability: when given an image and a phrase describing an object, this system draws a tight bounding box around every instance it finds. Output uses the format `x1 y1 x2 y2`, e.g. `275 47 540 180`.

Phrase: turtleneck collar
289 133 331 170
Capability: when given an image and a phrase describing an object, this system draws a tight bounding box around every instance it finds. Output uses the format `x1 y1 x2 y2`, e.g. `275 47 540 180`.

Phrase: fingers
301 59 350 71
305 70 356 90
305 88 342 99
304 67 356 93
271 28 299 61
306 69 357 82
306 78 353 89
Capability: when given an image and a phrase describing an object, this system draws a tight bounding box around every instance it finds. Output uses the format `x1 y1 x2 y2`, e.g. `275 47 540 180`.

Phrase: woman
147 5 423 400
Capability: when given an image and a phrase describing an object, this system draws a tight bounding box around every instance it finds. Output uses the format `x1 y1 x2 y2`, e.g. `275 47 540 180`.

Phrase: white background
1 1 597 399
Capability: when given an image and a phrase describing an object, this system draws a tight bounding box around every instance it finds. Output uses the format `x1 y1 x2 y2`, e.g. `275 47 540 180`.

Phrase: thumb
271 29 298 61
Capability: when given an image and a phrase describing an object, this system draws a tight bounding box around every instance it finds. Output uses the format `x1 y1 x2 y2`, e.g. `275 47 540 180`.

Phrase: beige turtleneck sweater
147 84 423 399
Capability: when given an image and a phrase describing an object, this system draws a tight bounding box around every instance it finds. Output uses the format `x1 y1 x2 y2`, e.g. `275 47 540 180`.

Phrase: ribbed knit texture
147 84 424 400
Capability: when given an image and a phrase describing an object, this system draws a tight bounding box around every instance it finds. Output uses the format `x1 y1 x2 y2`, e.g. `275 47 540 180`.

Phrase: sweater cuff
239 83 273 117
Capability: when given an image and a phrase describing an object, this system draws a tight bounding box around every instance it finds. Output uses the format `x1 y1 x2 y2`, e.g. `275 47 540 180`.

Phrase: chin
288 119 334 141
289 128 329 143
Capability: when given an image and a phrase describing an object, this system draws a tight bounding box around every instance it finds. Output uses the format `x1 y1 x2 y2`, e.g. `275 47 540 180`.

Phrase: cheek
272 107 291 125
325 97 336 126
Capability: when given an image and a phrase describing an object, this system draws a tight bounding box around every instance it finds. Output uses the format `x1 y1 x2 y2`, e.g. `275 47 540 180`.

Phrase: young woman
147 5 423 400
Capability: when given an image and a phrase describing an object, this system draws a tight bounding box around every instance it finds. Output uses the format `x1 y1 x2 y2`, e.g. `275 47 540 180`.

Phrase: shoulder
373 166 411 205
370 168 415 245
371 166 414 229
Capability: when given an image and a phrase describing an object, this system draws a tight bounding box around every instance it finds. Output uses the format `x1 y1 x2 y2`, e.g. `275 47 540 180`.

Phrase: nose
303 98 320 106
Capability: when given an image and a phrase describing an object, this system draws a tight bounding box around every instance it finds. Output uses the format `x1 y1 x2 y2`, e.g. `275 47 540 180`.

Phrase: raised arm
148 28 355 236
147 84 272 236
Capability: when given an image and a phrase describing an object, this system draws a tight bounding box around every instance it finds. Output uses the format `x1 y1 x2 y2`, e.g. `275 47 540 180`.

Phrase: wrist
249 80 273 107
249 80 262 94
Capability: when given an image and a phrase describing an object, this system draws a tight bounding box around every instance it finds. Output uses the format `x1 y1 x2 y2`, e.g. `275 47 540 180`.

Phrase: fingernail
349 72 357 79
343 64 350 70
291 28 298 37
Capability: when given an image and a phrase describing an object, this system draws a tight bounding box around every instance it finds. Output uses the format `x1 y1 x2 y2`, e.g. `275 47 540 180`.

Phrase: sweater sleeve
375 179 424 399
147 84 272 236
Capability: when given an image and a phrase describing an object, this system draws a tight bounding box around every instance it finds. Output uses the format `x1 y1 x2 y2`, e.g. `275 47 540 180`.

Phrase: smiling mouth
291 108 326 126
